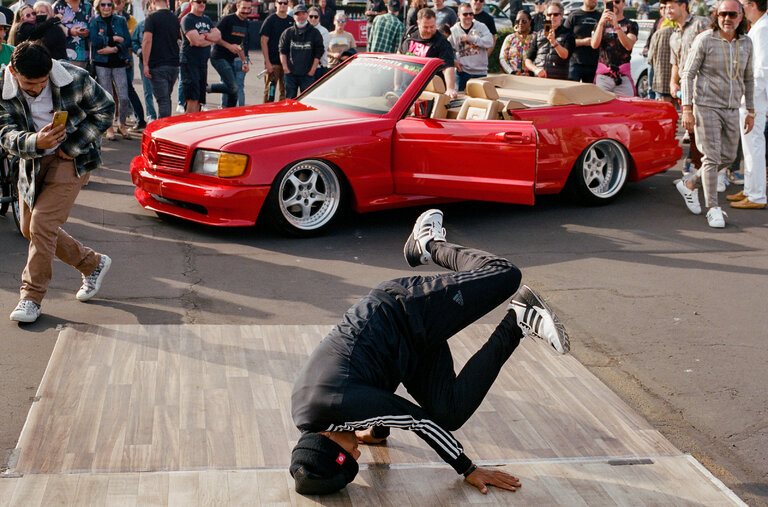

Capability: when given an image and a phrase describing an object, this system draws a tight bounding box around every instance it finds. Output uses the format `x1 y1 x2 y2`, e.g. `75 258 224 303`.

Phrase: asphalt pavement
1 51 767 505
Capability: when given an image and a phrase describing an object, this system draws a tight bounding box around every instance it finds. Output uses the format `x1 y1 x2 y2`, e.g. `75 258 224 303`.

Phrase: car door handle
496 131 532 144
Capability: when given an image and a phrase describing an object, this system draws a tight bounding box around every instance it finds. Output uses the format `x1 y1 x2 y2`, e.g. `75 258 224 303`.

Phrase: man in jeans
449 2 494 90
209 0 251 108
142 0 181 118
260 0 293 102
279 4 324 99
1 42 115 323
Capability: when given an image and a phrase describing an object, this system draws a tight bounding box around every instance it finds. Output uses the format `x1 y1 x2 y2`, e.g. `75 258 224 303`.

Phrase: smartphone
605 1 614 10
544 19 551 34
52 111 68 129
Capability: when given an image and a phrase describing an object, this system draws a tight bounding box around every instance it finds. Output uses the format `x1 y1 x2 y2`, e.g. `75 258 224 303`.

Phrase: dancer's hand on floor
465 467 522 494
355 427 387 444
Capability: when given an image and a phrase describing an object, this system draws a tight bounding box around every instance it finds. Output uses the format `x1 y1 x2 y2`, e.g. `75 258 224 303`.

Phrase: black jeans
569 63 597 83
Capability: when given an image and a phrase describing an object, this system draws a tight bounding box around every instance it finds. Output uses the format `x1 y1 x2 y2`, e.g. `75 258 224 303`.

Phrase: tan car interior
416 74 616 121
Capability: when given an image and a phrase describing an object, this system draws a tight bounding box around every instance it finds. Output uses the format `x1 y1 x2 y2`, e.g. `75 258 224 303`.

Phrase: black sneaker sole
516 285 570 354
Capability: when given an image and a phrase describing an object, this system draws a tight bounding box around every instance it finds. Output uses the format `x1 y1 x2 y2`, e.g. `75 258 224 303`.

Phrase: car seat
418 76 450 119
457 80 503 120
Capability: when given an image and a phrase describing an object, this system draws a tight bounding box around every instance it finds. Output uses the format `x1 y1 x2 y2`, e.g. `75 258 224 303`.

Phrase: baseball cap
0 12 11 27
293 3 308 13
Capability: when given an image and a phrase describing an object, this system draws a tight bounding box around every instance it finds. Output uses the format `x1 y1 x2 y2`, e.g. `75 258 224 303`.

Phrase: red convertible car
130 54 680 236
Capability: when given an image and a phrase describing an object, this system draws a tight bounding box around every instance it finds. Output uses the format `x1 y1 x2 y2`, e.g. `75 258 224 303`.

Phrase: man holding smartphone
0 42 115 323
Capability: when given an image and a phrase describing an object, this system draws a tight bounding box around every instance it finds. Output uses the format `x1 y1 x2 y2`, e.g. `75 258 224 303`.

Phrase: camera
605 1 614 10
544 19 551 34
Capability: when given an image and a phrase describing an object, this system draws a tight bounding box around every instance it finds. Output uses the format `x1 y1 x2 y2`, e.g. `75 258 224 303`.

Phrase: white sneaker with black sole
403 209 447 267
676 180 702 215
508 285 570 354
10 299 41 323
76 255 112 302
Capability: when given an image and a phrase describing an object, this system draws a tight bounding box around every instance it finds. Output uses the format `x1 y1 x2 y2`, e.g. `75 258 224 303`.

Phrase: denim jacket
89 14 132 65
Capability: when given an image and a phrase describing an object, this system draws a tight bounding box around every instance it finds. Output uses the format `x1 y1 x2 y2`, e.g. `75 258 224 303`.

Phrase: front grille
152 139 188 172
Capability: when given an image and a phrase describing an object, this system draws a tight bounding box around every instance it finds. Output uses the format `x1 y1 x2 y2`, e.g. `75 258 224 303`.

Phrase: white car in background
631 18 654 98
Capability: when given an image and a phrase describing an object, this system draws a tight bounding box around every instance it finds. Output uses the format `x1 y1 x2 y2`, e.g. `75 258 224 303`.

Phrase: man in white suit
729 0 768 209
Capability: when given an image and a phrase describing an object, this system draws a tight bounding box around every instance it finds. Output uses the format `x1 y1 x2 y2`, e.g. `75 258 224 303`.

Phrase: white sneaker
676 180 702 215
175 104 185 114
508 285 569 354
717 169 727 193
76 255 112 302
706 206 727 228
10 299 41 323
403 209 446 267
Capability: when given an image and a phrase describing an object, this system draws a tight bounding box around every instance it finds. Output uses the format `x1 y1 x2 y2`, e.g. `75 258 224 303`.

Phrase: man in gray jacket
449 2 493 91
676 0 754 228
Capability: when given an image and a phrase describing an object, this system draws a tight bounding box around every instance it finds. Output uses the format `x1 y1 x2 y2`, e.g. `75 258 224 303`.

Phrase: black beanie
290 433 359 495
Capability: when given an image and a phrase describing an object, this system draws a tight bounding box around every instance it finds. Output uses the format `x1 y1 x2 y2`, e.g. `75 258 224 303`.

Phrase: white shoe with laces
403 209 446 267
676 180 702 215
717 169 727 193
76 255 112 302
10 299 41 323
706 206 727 228
508 285 570 354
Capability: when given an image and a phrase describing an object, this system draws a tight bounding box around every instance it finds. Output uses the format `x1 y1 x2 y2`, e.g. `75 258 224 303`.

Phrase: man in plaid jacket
0 41 115 324
367 0 405 53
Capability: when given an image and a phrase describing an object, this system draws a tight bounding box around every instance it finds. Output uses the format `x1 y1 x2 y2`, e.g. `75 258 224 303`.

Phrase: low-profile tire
265 159 344 237
567 139 629 206
636 70 649 99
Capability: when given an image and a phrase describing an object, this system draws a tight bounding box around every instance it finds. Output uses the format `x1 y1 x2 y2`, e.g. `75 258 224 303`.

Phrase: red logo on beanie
336 452 346 465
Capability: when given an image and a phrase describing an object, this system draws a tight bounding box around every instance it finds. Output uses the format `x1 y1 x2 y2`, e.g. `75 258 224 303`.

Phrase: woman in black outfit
10 2 67 60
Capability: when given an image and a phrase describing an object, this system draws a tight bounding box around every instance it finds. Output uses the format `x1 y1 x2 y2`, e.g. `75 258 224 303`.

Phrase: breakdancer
290 209 569 495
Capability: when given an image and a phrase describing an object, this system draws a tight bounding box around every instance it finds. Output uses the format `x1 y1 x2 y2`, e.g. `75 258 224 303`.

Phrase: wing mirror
412 100 433 119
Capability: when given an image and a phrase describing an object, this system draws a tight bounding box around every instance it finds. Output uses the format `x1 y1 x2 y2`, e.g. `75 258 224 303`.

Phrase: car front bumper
130 156 270 227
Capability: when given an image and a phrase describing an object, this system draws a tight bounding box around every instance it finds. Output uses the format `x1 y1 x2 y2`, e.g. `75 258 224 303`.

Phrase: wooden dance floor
0 325 746 505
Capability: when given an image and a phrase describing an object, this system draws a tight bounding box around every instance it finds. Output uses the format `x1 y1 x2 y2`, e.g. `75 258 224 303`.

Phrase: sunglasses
546 12 562 16
309 14 319 17
22 11 36 17
277 1 288 4
335 18 346 22
717 10 739 17
100 2 113 6
461 11 473 15
514 18 529 23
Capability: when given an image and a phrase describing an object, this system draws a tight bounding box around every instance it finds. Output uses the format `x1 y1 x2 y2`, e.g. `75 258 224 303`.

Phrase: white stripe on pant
689 105 741 208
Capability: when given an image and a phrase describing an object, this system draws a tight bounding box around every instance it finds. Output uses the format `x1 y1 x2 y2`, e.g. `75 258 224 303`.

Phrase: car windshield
300 57 425 115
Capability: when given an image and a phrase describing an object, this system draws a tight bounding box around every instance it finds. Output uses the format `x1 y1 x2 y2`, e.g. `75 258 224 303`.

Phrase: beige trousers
19 155 100 305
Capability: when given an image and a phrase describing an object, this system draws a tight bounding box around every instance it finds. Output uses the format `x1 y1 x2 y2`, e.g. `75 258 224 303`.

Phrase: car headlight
190 150 249 178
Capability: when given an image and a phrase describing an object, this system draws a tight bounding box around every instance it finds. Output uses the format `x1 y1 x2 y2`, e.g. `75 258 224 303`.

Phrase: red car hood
145 101 374 149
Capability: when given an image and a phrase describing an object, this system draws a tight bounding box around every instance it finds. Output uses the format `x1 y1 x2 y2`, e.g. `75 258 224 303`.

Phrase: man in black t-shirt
210 0 251 108
181 0 220 112
399 8 457 98
563 0 600 82
260 0 293 102
279 4 324 99
470 0 496 56
142 0 181 118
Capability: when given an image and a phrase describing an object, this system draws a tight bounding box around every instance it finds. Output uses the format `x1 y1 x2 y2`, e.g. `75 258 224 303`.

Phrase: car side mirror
412 99 433 119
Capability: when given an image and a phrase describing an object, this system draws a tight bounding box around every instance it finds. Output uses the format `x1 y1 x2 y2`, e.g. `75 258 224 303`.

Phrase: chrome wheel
575 139 629 204
636 71 650 99
274 160 342 234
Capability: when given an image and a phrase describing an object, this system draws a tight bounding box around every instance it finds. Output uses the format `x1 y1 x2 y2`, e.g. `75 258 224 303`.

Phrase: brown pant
263 65 286 103
19 155 100 305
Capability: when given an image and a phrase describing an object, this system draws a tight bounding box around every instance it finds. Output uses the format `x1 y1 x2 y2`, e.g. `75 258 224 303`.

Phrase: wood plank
2 324 740 507
0 456 745 506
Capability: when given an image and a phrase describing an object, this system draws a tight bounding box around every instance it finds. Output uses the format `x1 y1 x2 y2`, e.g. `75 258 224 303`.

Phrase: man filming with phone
590 0 638 95
0 41 115 324
524 1 573 80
